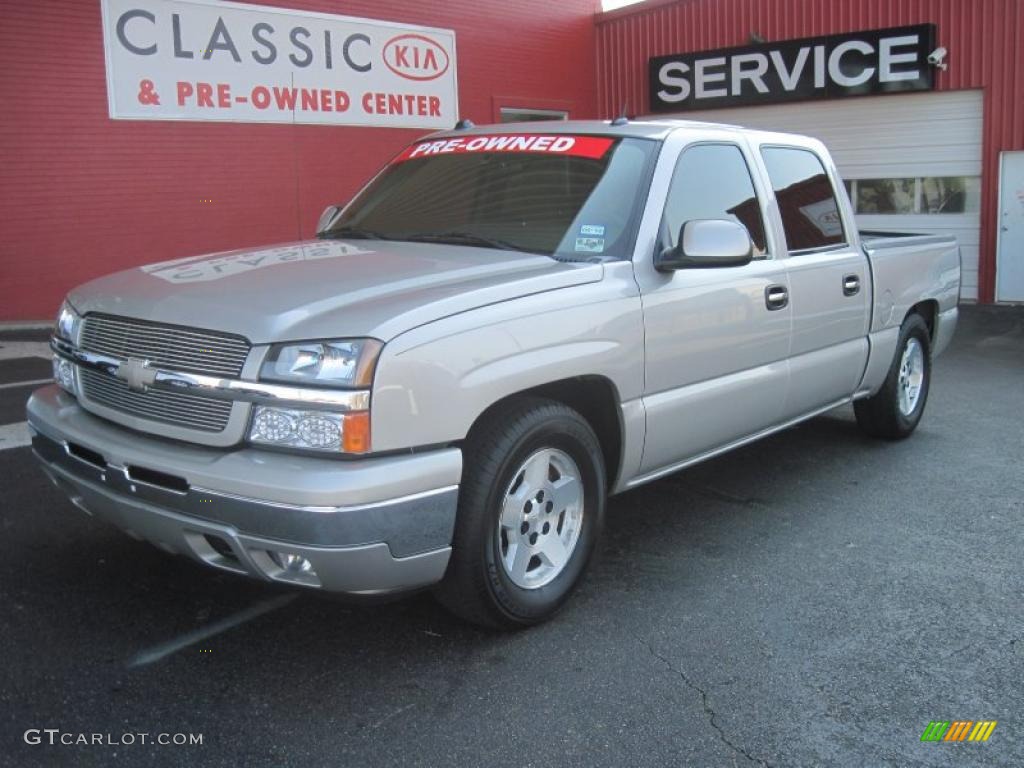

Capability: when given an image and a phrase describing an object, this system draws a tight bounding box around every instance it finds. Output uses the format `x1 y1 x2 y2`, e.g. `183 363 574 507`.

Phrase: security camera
927 47 948 71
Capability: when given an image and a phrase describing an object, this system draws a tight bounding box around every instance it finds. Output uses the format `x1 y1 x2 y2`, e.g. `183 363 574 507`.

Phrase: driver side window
662 144 768 258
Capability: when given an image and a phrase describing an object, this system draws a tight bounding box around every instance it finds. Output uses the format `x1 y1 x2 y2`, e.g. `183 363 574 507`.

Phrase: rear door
633 132 792 477
757 144 870 419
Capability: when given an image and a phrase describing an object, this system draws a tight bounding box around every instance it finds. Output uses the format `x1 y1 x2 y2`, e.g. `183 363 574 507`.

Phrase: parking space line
128 593 299 668
0 378 50 390
0 422 31 450
0 341 51 360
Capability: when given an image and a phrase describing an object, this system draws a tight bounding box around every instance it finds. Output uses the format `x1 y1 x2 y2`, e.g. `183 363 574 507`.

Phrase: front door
635 138 792 476
996 151 1024 302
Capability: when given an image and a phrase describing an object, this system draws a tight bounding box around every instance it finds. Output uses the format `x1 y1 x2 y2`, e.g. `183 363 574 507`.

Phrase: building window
845 177 981 214
499 107 569 123
856 178 916 214
920 177 981 213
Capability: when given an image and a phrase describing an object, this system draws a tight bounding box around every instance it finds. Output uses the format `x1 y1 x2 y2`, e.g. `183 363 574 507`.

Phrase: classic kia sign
649 25 936 112
100 0 458 128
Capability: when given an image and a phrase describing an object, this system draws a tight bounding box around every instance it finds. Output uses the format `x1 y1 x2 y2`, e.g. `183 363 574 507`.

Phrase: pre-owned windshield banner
393 135 615 162
101 0 458 128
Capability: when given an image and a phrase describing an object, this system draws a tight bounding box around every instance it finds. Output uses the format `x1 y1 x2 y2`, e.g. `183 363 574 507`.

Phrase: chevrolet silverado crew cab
29 119 960 629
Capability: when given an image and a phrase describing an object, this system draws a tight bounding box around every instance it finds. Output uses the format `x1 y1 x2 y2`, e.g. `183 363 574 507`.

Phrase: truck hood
68 239 604 343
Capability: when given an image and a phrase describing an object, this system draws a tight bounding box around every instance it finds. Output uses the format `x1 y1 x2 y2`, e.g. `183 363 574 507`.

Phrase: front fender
370 263 644 452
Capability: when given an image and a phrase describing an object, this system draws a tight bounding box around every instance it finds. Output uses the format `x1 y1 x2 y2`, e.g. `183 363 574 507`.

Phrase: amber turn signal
342 411 371 454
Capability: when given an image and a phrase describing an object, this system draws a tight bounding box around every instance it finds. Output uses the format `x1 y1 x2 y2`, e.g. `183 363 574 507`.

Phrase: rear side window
761 147 846 253
662 144 768 258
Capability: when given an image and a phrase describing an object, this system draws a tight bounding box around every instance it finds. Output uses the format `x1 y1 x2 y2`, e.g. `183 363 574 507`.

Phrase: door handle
843 274 861 296
765 284 788 310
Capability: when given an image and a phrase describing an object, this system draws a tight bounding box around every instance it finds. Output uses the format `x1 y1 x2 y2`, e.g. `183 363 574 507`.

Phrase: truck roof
426 118 808 143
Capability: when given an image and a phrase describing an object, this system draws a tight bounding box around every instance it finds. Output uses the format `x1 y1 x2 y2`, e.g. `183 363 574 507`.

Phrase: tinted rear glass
761 147 846 252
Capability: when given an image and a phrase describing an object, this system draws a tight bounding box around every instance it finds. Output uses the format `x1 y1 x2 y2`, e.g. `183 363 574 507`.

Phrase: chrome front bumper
27 386 461 595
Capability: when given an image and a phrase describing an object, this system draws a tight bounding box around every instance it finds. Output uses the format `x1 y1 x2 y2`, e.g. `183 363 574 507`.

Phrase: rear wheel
854 313 932 439
435 397 605 629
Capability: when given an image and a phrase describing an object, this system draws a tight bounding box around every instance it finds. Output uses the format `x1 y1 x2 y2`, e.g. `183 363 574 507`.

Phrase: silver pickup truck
28 119 959 628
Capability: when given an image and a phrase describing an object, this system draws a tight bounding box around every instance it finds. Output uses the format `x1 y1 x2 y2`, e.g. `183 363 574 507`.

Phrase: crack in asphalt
643 639 774 767
672 481 771 509
937 639 977 660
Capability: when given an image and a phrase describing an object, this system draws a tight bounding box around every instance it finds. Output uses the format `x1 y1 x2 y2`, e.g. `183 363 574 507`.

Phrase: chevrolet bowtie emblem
116 357 157 393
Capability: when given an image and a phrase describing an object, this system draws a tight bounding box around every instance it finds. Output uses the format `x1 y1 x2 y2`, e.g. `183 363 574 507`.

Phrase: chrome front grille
79 368 234 432
77 314 250 434
80 314 249 377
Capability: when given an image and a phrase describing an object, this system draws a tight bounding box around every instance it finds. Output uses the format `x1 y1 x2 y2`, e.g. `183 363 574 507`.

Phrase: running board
625 397 852 489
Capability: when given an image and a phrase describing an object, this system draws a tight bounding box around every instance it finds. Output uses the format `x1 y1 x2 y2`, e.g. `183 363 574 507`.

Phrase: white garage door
655 90 983 300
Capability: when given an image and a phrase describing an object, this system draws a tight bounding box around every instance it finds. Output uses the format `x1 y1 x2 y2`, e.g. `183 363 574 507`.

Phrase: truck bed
859 229 957 248
858 229 961 334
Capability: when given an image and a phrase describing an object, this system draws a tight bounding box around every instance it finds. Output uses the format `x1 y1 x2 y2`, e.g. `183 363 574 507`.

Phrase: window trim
759 144 851 256
497 106 569 122
787 242 850 257
491 95 574 123
658 140 774 262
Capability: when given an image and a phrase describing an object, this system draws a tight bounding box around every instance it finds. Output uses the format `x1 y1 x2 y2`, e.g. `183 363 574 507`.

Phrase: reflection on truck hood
67 240 604 343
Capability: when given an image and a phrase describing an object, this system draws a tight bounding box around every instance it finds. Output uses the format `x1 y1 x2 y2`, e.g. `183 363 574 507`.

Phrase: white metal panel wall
653 91 984 299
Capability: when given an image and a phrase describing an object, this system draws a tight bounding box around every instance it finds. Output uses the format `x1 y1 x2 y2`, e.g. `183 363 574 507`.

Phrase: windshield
322 135 659 260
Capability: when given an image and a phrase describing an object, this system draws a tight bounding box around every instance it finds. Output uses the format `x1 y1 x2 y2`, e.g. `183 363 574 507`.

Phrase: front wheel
435 397 606 629
854 313 932 439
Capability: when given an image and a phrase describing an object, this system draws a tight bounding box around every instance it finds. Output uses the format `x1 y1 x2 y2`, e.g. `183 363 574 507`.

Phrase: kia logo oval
383 34 450 81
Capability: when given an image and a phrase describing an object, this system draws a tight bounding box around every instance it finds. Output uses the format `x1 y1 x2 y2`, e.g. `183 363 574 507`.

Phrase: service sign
100 0 458 128
649 24 936 112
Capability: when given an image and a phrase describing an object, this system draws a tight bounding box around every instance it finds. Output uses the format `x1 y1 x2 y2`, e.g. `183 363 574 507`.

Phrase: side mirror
656 219 753 271
316 205 341 235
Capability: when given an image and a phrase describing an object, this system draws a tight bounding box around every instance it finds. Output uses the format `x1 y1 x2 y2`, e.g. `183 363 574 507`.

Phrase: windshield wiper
322 227 543 255
318 226 388 240
400 231 535 253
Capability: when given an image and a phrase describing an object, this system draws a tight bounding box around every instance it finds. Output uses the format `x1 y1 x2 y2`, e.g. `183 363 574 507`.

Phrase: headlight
53 301 80 395
55 301 80 342
249 406 370 454
254 338 379 454
260 339 382 388
53 356 78 395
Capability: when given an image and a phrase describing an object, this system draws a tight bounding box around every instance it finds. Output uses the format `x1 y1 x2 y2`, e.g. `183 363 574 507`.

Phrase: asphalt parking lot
0 306 1021 768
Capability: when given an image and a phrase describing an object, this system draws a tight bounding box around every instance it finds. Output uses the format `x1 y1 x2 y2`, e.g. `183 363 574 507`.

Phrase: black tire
854 313 932 440
434 397 606 629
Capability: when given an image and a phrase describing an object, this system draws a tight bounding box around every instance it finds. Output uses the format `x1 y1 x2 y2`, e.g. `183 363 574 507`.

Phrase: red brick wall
0 0 598 320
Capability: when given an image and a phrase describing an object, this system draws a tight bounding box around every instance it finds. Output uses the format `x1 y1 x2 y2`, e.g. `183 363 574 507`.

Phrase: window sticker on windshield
574 237 605 253
580 224 605 236
394 135 614 162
